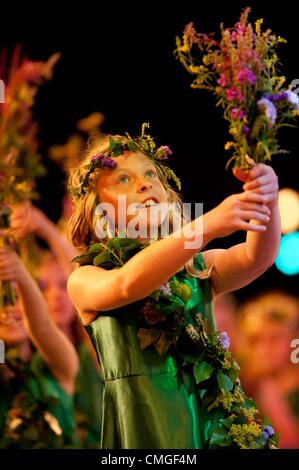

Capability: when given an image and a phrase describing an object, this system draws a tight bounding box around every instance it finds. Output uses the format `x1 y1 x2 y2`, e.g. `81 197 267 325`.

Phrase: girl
0 244 80 447
66 126 280 449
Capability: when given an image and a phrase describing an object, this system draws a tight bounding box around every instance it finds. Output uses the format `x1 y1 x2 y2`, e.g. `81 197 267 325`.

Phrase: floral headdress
69 122 181 201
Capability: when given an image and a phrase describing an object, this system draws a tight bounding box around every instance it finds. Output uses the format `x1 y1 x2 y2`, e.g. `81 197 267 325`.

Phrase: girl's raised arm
68 189 270 323
0 246 79 394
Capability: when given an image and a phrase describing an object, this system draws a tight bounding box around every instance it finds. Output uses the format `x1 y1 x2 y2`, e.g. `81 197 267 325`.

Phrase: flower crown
69 123 182 201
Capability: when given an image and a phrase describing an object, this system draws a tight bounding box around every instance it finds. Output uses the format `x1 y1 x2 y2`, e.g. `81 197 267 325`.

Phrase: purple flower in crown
91 153 105 162
242 124 250 134
158 145 172 159
219 331 230 349
101 156 117 168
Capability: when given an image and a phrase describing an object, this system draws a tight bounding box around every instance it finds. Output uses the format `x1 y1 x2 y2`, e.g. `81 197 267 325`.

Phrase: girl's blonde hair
67 132 210 279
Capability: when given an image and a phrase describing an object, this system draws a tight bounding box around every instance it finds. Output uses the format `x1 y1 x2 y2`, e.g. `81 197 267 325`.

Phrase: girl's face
38 261 75 327
96 151 168 237
0 283 28 343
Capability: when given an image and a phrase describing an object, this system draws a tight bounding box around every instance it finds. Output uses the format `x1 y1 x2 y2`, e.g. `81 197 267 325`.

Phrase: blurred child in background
236 290 299 449
8 200 103 447
0 244 80 448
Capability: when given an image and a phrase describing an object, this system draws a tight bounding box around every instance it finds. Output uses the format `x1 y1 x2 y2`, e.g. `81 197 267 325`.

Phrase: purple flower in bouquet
158 282 172 296
257 98 277 127
267 91 288 101
91 153 105 162
236 68 257 85
242 124 250 134
285 90 299 110
219 331 230 349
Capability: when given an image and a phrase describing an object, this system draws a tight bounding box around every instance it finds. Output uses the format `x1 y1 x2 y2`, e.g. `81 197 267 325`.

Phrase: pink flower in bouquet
217 73 228 87
231 31 238 42
242 124 250 133
226 87 238 100
230 108 245 119
236 68 257 85
236 24 246 35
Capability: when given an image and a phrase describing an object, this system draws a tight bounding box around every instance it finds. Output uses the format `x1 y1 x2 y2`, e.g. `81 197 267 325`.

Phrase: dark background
1 1 298 302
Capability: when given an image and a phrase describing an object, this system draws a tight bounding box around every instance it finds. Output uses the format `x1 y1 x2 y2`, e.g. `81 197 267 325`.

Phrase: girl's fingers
243 175 270 190
241 211 270 222
241 203 271 216
246 184 277 195
246 163 269 180
240 221 267 232
238 191 269 204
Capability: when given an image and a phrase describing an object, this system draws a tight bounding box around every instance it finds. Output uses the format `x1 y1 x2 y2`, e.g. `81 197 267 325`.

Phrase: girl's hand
233 163 279 210
0 246 27 284
211 190 271 238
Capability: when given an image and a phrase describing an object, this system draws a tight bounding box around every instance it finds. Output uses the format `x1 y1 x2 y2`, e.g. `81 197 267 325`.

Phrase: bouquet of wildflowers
174 6 299 171
0 45 60 308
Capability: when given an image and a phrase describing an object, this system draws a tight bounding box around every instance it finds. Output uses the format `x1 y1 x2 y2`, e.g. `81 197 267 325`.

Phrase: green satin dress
83 251 217 449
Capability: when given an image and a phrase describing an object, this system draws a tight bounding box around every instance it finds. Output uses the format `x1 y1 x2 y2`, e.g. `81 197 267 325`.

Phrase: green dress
74 341 103 446
83 251 217 449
